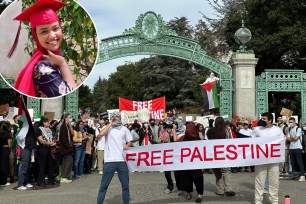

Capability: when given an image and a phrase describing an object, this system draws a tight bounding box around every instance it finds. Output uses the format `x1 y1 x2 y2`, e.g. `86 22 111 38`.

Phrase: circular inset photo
0 0 98 98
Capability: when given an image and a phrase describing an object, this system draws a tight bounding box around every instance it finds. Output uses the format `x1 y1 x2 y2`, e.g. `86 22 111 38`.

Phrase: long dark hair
74 120 84 132
38 117 49 127
207 117 226 140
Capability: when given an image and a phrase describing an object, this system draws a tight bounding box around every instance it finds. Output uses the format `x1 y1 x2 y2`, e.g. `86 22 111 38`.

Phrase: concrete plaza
0 171 305 204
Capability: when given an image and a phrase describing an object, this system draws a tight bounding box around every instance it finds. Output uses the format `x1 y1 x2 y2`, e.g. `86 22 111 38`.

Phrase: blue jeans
74 145 85 177
97 162 129 204
18 148 31 187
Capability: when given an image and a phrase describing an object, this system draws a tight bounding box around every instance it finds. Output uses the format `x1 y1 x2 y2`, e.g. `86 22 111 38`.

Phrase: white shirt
288 126 303 149
131 129 140 147
96 126 106 150
251 125 284 138
239 128 253 137
104 126 133 162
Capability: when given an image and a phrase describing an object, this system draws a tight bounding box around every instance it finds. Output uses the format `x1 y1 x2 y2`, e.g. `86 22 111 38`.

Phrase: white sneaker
0 183 10 187
17 186 27 190
299 176 305 181
26 184 33 188
99 171 103 175
60 178 72 184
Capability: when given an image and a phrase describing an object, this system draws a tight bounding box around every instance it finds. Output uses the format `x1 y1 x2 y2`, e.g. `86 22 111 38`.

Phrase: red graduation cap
8 0 66 58
14 0 66 28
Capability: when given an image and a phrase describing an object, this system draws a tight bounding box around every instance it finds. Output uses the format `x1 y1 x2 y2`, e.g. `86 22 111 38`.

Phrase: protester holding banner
174 122 204 203
207 117 236 197
251 112 284 204
97 111 133 204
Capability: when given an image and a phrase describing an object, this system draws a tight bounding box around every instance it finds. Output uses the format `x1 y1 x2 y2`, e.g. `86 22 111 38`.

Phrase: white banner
121 110 150 124
124 136 285 172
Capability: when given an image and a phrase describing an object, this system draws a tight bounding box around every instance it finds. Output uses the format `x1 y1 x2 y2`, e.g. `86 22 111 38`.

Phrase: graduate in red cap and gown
11 0 76 98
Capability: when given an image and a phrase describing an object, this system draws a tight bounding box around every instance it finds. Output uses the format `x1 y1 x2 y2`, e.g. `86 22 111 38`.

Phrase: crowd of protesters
1 112 306 204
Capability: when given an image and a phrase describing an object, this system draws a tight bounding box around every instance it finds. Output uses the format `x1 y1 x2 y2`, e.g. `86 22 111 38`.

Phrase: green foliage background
23 0 98 83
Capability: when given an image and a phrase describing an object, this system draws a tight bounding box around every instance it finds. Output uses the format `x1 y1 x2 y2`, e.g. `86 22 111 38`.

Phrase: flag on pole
200 81 220 111
10 96 35 149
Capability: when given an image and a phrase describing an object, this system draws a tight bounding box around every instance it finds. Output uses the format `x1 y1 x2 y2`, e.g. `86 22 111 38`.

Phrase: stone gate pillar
41 98 64 120
230 53 258 118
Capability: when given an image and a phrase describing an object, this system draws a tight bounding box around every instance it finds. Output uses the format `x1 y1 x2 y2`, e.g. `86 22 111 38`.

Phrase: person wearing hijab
96 111 133 204
11 0 76 97
207 117 236 197
174 122 204 203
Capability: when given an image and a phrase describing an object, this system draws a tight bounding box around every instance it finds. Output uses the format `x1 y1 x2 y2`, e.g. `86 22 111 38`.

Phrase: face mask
69 118 72 122
261 120 267 127
303 127 306 131
70 122 75 126
289 123 293 128
150 122 155 126
144 124 148 128
79 125 84 130
11 129 14 134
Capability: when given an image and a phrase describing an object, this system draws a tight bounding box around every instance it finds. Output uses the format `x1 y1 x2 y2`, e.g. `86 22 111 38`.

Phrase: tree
203 0 306 74
92 77 109 115
78 85 93 115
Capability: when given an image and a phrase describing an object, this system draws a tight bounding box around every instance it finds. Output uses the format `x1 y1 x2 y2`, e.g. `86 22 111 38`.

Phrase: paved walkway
0 171 305 204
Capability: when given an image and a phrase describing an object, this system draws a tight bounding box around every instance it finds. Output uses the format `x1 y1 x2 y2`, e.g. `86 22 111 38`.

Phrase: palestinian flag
141 133 151 146
200 81 220 111
10 96 35 149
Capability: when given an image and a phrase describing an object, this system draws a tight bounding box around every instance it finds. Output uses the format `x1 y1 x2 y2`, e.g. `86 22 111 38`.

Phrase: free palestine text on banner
119 96 165 120
124 136 285 172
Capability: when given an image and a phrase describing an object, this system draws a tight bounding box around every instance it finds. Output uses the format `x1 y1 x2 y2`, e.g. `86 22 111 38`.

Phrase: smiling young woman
11 0 77 98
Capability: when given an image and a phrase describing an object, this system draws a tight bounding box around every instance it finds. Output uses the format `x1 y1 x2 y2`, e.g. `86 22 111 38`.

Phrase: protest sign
124 136 285 172
119 97 165 120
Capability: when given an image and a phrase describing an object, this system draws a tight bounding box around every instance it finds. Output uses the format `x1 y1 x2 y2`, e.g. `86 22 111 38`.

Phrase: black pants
164 171 174 190
37 146 54 185
0 147 10 185
182 169 204 194
174 171 184 191
61 154 73 178
84 154 92 173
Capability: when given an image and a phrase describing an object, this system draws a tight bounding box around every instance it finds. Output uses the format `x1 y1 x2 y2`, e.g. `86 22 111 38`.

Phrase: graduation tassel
7 21 22 58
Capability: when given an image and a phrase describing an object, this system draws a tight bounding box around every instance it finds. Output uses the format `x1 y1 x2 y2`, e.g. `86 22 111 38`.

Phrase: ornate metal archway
256 69 306 120
97 11 233 117
0 76 78 119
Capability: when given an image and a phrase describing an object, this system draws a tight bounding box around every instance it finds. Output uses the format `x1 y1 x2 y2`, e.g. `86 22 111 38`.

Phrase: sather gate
96 11 233 117
0 76 79 120
256 69 306 119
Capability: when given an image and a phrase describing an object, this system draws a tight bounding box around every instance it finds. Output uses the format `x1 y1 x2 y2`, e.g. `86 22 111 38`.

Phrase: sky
77 0 216 88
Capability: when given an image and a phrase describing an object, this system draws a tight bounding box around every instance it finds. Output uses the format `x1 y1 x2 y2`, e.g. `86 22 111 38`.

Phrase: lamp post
234 20 252 53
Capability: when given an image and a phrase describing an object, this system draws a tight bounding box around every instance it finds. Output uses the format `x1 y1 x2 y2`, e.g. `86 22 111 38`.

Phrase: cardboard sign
86 133 94 154
280 107 293 117
44 112 55 120
0 103 9 115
